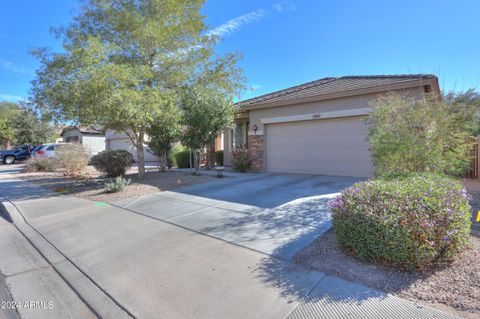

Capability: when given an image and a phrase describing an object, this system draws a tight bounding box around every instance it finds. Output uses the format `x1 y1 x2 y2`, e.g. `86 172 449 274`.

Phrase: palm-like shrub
104 176 130 193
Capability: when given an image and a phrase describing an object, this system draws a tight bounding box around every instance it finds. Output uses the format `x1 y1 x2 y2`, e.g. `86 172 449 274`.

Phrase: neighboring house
105 130 159 162
224 74 440 177
105 130 223 164
61 126 105 155
54 124 66 143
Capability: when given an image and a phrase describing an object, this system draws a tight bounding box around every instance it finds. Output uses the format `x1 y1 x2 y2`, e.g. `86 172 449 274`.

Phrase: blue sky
0 0 479 103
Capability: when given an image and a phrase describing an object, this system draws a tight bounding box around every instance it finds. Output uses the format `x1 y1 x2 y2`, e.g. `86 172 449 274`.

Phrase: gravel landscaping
295 230 479 319
295 178 480 319
16 165 220 203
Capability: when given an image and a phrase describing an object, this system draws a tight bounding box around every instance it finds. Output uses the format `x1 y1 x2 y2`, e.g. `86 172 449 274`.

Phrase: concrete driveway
0 172 360 319
1 170 460 319
113 173 360 260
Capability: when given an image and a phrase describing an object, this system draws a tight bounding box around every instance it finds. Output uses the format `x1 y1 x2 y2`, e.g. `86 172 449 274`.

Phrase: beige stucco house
106 130 223 165
61 126 105 155
105 130 160 162
223 74 440 177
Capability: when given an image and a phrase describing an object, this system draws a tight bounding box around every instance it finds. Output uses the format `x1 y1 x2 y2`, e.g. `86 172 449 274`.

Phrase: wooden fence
466 138 479 178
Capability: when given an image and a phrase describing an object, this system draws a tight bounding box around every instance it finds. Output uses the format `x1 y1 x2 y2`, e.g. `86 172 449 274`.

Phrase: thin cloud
0 93 24 102
251 84 262 91
273 1 296 12
0 33 23 41
207 2 296 39
208 9 267 38
0 59 26 74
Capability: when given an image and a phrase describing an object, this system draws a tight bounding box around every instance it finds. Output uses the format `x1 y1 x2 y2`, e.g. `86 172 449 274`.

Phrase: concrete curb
1 199 134 319
0 273 20 319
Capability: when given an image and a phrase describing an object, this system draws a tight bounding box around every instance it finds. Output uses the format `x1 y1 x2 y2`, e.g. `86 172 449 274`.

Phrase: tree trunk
189 150 192 169
158 149 167 172
136 136 146 179
193 149 201 175
208 141 215 169
3 139 11 150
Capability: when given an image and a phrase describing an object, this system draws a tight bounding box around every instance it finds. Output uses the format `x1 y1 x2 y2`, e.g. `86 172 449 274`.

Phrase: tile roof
236 74 438 108
61 125 104 136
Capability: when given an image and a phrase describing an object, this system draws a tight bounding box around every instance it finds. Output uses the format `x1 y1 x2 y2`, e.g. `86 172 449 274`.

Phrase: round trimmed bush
175 150 192 168
169 144 185 167
215 150 224 166
329 174 471 271
91 150 133 177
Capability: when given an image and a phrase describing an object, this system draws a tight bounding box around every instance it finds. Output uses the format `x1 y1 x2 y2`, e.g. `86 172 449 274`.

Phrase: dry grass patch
18 167 220 203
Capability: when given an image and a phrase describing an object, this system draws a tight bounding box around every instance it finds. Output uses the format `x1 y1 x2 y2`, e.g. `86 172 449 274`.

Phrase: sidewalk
0 175 322 319
0 206 98 319
0 172 465 319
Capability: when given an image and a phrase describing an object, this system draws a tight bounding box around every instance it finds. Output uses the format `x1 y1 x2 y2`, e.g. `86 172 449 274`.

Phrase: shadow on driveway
176 173 363 208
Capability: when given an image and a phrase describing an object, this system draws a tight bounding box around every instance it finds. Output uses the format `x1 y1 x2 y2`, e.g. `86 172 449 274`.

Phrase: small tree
179 86 234 175
11 108 56 146
0 120 14 149
147 101 181 172
0 101 20 148
367 92 479 176
32 0 244 179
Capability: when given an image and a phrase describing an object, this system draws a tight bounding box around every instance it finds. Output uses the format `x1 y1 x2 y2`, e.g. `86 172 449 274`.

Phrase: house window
230 122 249 150
65 136 80 143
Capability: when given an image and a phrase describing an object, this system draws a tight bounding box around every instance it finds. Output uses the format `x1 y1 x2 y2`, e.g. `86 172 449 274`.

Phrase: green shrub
91 150 133 177
330 174 471 271
104 176 130 193
215 150 224 166
55 144 90 176
175 150 192 168
24 157 57 172
232 146 250 172
169 144 185 166
367 93 478 177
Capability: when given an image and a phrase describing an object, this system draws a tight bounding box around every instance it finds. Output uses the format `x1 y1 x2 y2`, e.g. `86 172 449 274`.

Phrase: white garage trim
260 107 372 125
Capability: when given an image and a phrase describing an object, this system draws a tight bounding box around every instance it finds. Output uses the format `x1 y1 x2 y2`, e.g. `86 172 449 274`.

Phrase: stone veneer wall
248 134 264 171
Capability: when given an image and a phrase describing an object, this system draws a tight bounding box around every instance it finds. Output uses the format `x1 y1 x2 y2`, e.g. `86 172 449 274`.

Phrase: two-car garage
264 116 373 177
228 75 440 178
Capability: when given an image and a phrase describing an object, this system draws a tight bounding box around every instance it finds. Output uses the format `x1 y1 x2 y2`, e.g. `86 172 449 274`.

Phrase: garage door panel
268 151 371 160
265 116 373 177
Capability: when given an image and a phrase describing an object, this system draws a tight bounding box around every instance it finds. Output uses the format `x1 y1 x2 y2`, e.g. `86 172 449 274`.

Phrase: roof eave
238 78 439 111
80 132 105 136
60 127 104 136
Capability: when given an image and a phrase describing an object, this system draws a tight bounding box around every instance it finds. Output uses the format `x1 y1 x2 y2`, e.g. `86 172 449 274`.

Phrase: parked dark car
0 144 36 164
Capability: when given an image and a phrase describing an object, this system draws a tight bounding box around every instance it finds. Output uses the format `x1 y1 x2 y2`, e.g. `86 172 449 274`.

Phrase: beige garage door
265 116 373 177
